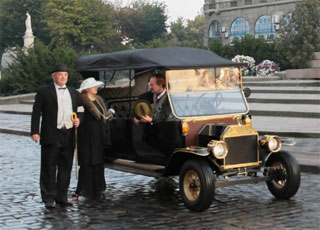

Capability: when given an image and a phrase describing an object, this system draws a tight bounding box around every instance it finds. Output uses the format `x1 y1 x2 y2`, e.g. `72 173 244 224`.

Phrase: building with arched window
208 20 221 43
230 17 250 40
204 0 299 45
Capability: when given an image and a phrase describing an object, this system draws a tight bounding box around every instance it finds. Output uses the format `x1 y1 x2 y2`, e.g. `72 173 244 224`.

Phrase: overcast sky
163 0 204 22
109 0 204 22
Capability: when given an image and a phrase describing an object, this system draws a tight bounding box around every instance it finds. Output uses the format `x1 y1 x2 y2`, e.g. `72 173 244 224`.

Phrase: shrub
208 35 293 70
0 41 82 96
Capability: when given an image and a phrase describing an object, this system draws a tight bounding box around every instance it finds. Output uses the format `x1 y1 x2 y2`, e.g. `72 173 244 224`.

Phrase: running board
215 176 270 188
105 159 270 187
104 159 164 178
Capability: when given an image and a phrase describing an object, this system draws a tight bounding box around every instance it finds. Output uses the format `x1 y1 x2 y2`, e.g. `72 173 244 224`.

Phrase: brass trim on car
239 66 243 89
173 147 210 156
182 114 243 122
260 135 282 152
166 97 249 122
221 125 258 138
222 161 262 170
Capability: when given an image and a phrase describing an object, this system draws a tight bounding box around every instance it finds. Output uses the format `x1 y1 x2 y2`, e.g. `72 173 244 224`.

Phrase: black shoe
45 202 55 209
56 201 73 207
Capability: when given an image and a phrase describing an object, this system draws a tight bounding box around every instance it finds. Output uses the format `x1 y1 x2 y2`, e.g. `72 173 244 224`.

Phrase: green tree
170 15 206 48
185 15 205 46
43 0 122 52
208 35 292 70
276 0 320 68
115 0 167 46
208 38 234 58
0 0 50 55
232 35 274 64
0 41 81 95
141 38 173 48
170 17 188 42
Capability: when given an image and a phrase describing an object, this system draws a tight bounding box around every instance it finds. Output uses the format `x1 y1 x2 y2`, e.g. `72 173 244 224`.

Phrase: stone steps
286 52 320 79
252 116 320 138
247 84 320 92
310 60 320 68
0 93 35 105
250 88 320 94
244 81 320 87
286 69 320 79
249 102 320 113
243 77 320 138
0 104 32 115
249 93 319 99
243 78 318 83
250 110 319 118
247 98 320 104
242 76 282 82
20 100 34 105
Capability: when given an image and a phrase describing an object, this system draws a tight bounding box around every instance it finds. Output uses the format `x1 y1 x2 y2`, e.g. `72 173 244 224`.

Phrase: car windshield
166 68 248 117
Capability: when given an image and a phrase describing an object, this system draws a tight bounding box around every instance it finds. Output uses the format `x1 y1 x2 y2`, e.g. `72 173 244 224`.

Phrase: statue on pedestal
23 12 35 49
25 12 32 33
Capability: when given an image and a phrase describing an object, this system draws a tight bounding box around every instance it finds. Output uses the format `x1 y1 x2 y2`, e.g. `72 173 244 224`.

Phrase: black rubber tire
266 151 301 199
179 159 215 212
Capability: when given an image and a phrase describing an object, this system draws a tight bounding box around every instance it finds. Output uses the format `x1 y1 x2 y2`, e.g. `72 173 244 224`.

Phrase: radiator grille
223 135 258 167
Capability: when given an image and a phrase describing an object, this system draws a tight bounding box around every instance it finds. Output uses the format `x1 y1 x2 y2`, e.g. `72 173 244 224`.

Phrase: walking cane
71 112 79 180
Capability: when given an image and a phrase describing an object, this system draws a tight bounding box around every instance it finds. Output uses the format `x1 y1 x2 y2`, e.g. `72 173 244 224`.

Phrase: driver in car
134 73 175 125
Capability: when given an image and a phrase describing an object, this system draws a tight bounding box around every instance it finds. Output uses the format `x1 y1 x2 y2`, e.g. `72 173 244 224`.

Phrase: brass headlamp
260 135 282 152
207 140 228 159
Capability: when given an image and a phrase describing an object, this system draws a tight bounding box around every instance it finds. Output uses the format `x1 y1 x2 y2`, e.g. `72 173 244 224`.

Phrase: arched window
255 15 275 40
230 18 250 36
255 15 274 34
208 20 220 38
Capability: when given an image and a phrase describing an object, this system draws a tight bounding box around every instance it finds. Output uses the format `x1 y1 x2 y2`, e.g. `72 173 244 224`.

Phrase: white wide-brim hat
79 77 104 92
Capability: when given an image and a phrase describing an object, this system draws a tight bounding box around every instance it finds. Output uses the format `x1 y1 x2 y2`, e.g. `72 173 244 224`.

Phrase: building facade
204 0 300 45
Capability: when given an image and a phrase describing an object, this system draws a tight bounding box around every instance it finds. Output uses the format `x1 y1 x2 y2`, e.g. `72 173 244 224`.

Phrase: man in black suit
31 64 82 208
134 73 175 125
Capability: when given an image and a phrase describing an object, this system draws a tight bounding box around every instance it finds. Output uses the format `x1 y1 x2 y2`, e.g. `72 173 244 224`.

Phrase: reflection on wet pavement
0 133 319 229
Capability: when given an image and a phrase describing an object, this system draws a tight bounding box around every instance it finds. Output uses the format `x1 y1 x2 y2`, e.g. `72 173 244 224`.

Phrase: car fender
162 148 212 177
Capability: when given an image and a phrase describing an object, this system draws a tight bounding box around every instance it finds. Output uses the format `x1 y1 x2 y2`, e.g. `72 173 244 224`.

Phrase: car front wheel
179 159 215 212
266 151 301 199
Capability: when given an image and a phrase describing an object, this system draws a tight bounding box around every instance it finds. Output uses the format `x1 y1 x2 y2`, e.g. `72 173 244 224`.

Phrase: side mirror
243 87 251 98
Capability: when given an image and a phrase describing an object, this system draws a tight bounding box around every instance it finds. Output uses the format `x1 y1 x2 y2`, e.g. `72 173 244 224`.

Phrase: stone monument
1 12 33 76
23 12 35 49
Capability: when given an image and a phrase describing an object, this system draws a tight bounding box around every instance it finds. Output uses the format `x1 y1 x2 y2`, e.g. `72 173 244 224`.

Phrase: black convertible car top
76 47 243 72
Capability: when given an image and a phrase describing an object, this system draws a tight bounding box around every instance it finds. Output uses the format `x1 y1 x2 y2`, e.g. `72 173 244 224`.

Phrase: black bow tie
58 87 66 90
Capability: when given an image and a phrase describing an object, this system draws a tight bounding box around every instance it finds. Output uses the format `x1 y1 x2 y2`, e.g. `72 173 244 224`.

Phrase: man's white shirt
54 83 73 129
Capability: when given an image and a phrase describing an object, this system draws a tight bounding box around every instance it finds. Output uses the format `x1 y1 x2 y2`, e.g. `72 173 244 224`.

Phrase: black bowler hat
51 64 69 74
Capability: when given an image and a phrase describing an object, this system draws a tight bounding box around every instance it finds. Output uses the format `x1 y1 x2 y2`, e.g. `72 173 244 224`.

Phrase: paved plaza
0 133 319 230
0 76 319 229
0 112 319 173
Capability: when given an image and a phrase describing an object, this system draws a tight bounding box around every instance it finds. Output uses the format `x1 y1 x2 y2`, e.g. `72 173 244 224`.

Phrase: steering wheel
191 92 223 114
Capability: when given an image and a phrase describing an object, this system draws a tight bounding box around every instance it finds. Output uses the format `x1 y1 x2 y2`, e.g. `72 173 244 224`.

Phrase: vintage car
76 47 300 212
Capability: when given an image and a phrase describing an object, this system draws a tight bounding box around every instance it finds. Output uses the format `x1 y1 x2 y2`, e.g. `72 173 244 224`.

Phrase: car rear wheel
179 159 215 212
266 151 301 199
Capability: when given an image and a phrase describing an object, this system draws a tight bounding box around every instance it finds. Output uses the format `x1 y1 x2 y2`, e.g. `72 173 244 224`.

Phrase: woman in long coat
74 77 113 200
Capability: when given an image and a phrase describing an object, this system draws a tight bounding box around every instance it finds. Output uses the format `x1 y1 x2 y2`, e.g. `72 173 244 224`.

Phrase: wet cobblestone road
0 133 319 230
